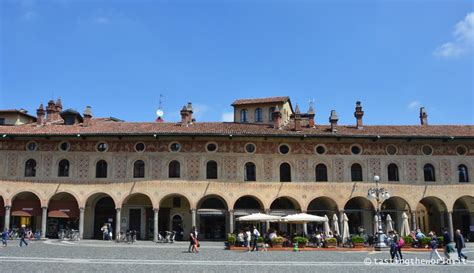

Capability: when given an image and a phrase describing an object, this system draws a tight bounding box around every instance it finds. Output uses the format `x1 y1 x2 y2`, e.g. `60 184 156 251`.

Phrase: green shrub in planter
293 236 309 245
272 236 284 244
351 235 365 243
227 234 236 245
257 236 265 243
402 236 413 244
420 237 431 245
325 237 337 244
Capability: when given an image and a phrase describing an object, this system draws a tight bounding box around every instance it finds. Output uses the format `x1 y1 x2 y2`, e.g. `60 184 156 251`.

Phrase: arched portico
381 196 411 234
121 193 153 240
84 193 116 239
159 194 192 241
453 196 474 241
11 192 42 233
197 195 228 240
344 197 375 235
47 192 79 238
416 196 448 235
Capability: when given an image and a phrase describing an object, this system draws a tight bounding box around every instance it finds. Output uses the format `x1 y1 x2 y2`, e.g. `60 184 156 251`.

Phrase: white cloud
191 104 209 120
221 112 234 122
407 101 420 109
434 12 474 58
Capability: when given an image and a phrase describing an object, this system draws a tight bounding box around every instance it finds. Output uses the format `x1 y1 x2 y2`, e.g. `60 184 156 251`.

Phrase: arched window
315 164 328 182
255 108 262 122
280 163 291 182
58 159 70 177
269 107 275 121
351 163 363 181
206 160 218 179
96 160 108 178
387 163 399 181
423 164 436 182
133 160 145 178
25 159 36 177
458 164 469 182
244 162 256 181
169 160 181 178
240 109 248 123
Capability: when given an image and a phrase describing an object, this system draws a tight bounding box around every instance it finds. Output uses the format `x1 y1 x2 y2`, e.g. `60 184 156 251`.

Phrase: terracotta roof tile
231 96 290 106
0 119 472 138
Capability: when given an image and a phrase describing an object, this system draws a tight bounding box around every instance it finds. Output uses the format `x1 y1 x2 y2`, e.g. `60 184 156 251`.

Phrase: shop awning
234 209 262 217
197 209 226 216
48 201 79 218
11 200 41 217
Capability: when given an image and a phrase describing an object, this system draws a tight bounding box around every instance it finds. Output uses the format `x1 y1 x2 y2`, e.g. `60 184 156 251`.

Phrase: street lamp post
367 175 390 251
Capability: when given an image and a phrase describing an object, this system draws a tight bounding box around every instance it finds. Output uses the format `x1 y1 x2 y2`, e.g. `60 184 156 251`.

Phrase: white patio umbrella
332 214 340 235
386 214 394 233
281 213 327 223
323 215 331 235
342 213 350 244
236 213 282 222
374 214 379 234
400 212 411 236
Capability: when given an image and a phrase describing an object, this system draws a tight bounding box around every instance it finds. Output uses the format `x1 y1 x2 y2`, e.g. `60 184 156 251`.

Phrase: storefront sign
59 209 70 212
22 208 33 211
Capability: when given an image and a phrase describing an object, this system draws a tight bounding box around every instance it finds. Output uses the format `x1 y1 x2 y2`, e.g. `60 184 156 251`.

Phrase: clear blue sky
1 0 473 125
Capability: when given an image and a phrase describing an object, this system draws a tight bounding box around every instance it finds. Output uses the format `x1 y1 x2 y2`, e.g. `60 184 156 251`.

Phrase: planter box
352 242 365 248
325 243 337 248
272 243 283 248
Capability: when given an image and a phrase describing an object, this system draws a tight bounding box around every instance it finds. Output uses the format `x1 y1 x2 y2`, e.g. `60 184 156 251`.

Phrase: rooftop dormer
231 96 293 125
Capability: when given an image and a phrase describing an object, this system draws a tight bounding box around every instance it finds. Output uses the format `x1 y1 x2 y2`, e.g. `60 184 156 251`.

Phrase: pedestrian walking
100 224 108 240
428 232 442 263
394 230 403 260
251 226 260 252
455 229 468 262
388 231 399 262
19 225 28 247
188 226 198 253
442 228 452 260
245 228 251 252
1 229 8 247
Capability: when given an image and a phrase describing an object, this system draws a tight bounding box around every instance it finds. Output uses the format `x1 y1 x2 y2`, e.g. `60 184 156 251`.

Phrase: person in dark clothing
19 225 28 247
1 229 8 247
443 228 452 260
188 226 198 253
455 229 468 261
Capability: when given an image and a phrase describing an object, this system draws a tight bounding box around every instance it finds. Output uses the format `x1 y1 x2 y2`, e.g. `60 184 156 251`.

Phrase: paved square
0 240 472 272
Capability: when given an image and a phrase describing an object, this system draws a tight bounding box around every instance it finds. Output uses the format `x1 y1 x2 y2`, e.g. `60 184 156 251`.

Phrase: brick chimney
293 104 301 131
83 106 92 127
419 107 428 126
354 101 364 129
272 105 282 129
55 98 63 113
186 102 194 123
307 104 315 127
329 110 338 132
180 102 194 126
36 103 45 125
46 100 55 122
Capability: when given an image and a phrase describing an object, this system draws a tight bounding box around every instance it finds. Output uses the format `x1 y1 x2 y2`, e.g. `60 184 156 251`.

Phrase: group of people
386 228 468 264
1 225 38 247
100 223 114 240
235 226 262 252
188 226 199 253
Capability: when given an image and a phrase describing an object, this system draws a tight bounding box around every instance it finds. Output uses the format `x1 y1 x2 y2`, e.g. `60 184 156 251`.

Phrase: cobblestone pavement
0 240 472 273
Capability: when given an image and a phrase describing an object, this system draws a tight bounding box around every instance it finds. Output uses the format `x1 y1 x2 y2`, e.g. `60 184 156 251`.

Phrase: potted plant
271 236 284 248
292 236 309 248
351 235 365 248
420 237 431 248
257 236 265 248
402 236 413 247
437 236 444 248
227 234 236 248
325 237 337 248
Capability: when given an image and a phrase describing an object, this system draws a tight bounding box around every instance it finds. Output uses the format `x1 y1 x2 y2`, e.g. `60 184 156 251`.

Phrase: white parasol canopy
342 213 350 244
332 214 340 235
236 213 282 222
323 215 331 235
386 214 394 233
400 212 411 236
281 213 327 223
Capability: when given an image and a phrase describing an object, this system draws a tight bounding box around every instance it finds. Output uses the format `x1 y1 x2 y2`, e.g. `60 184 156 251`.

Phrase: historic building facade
0 97 472 241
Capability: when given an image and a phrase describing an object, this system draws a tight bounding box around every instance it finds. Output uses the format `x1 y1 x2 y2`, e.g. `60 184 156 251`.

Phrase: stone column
153 208 159 242
4 206 11 231
115 208 121 241
411 211 417 231
303 223 308 236
448 211 454 240
79 207 85 240
41 207 47 239
339 210 345 243
191 209 197 228
229 210 234 234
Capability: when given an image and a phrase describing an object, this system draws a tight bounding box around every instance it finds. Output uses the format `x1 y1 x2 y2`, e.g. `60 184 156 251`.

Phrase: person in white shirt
251 226 260 251
245 228 252 252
